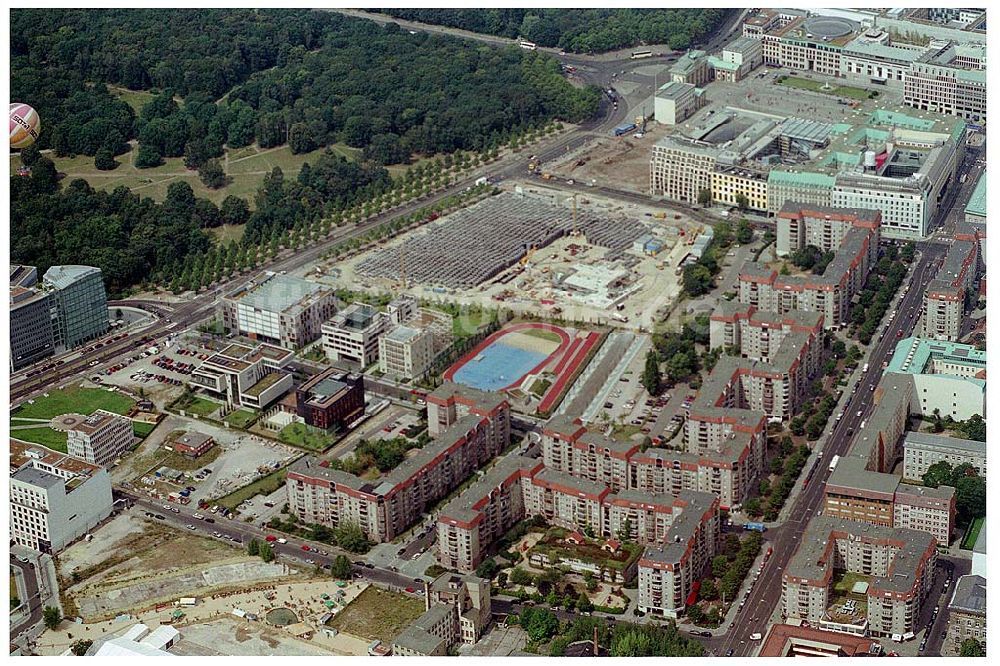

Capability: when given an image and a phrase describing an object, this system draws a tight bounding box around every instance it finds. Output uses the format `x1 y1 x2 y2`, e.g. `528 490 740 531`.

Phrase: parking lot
119 414 298 509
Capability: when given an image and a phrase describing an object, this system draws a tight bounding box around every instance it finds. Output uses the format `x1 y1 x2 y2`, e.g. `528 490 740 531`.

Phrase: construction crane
399 244 407 289
520 243 538 266
570 194 581 238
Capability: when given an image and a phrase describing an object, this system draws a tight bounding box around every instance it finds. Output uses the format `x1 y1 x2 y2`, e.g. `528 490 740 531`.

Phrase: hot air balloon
10 103 41 149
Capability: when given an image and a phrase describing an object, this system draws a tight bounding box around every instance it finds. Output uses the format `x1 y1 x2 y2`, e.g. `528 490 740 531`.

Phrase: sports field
446 323 569 391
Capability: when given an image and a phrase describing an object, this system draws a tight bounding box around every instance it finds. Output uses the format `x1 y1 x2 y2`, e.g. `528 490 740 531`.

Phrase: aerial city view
8 6 988 658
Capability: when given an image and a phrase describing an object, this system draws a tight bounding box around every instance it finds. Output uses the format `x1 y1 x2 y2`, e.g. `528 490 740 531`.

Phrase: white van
750 633 763 641
276 538 288 545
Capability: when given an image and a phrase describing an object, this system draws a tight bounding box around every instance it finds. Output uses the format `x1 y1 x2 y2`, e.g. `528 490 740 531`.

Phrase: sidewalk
675 543 771 638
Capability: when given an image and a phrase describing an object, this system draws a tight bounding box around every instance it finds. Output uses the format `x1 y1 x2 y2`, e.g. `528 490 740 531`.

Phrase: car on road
405 586 416 593
186 524 196 530
365 563 375 569
301 544 311 551
305 559 315 564
213 532 222 538
856 410 863 418
193 513 203 520
170 507 180 513
726 649 734 656
154 514 166 520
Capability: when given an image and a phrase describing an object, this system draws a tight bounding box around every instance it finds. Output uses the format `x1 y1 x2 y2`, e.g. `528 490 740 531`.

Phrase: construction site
540 115 672 195
338 190 707 329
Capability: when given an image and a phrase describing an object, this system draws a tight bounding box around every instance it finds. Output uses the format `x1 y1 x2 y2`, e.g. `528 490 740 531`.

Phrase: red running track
537 331 601 414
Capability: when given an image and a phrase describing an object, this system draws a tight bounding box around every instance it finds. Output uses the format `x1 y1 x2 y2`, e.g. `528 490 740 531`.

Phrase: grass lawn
209 223 246 245
961 516 985 550
171 394 221 418
328 586 425 644
522 328 564 344
216 468 287 511
278 422 335 451
832 571 872 597
777 76 873 101
453 310 488 338
11 385 135 420
225 409 258 429
108 85 161 112
11 427 69 452
133 421 158 439
10 574 19 611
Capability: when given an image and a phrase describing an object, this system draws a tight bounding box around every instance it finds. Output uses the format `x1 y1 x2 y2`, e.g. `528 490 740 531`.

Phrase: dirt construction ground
544 121 672 193
57 511 299 621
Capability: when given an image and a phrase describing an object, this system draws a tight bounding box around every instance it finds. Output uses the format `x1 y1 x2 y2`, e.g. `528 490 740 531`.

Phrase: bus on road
518 39 537 51
631 50 653 59
828 455 840 473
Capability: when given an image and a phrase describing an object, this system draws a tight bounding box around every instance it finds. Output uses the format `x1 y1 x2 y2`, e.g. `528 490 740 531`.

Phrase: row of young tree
12 10 598 164
377 8 727 53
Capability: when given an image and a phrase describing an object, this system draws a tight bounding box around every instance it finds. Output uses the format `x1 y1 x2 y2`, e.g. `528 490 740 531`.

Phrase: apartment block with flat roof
43 265 108 351
782 517 938 637
823 373 956 544
905 41 986 121
286 385 510 543
740 204 880 327
902 431 985 480
379 325 434 379
221 273 336 349
66 409 134 468
9 439 113 553
922 233 980 341
321 302 389 367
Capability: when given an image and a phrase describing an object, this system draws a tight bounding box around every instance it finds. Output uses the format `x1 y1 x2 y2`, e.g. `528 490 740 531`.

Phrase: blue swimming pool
451 341 548 391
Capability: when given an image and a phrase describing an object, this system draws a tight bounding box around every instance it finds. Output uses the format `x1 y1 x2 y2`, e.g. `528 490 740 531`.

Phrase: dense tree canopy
11 164 213 296
13 10 599 162
377 9 728 53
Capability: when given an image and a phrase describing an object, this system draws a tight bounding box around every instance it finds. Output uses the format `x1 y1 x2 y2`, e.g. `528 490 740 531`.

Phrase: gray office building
43 265 109 350
9 265 55 371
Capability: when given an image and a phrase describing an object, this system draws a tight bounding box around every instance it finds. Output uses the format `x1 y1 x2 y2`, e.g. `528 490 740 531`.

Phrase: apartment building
824 374 956 545
321 303 389 367
392 573 491 656
886 337 985 420
289 368 365 432
922 233 980 341
10 439 113 553
710 304 824 373
782 517 938 637
66 409 134 468
902 431 986 480
189 342 294 410
710 166 769 212
43 265 109 351
436 455 720 618
10 265 55 371
946 575 986 654
379 325 434 379
221 273 336 349
426 382 511 443
636 494 721 618
540 416 637 492
286 384 509 543
740 205 880 327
